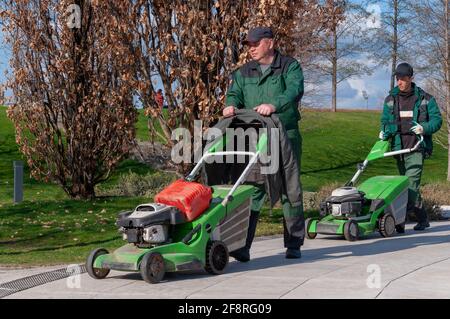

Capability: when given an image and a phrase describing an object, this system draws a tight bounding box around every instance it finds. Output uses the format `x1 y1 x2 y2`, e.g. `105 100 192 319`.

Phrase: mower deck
93 185 255 273
308 176 409 239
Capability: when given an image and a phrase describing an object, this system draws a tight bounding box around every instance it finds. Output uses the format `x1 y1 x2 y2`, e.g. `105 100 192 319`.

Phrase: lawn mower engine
320 187 366 219
116 203 186 247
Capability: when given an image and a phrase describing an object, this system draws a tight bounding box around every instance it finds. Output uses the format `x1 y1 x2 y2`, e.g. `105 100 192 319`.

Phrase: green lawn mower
306 135 423 242
86 123 268 284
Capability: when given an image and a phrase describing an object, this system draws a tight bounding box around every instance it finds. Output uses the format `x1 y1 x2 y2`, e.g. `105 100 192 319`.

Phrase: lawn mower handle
383 135 424 158
347 135 423 186
185 151 260 207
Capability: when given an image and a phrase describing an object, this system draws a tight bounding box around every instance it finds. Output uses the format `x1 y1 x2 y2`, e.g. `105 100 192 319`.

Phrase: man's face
247 38 274 62
397 75 413 92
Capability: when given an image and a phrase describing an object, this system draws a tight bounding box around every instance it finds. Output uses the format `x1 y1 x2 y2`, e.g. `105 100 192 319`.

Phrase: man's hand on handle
254 104 276 116
411 121 424 135
379 131 388 140
223 104 276 117
223 106 236 118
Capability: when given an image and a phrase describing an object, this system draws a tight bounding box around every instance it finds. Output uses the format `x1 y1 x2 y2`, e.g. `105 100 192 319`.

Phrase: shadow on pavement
224 223 450 273
108 223 450 284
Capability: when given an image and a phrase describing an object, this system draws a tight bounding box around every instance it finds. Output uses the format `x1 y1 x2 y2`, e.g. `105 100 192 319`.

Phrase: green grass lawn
0 106 156 205
135 108 170 144
0 106 448 266
0 197 142 265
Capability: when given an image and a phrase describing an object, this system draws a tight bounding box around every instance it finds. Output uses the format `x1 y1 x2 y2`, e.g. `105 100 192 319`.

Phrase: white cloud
366 4 382 29
304 56 392 109
345 3 382 33
344 66 390 109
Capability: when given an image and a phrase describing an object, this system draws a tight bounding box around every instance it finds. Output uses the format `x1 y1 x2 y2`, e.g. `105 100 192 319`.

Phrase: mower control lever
181 224 202 245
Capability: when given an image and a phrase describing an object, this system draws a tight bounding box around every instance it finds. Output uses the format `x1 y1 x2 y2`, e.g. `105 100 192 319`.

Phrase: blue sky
0 30 11 96
306 0 428 110
0 1 422 110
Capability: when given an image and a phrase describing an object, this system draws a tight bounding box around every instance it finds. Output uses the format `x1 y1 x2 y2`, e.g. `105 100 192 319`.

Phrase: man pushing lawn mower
86 109 301 283
380 63 442 231
223 26 305 261
85 26 305 284
304 65 441 242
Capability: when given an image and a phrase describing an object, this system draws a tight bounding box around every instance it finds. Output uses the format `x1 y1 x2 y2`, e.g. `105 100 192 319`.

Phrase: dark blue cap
395 63 414 77
243 27 274 44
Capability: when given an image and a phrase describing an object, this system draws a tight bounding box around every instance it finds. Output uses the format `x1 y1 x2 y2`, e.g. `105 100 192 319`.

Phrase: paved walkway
2 221 450 299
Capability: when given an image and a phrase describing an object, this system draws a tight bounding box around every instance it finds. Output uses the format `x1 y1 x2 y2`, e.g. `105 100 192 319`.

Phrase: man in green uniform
224 27 304 260
380 63 442 231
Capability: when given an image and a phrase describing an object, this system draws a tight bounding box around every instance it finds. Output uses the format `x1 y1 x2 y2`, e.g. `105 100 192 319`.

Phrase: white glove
411 122 424 135
379 131 389 140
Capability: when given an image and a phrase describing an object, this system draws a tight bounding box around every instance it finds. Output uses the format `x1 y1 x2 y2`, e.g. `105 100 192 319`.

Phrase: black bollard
14 161 23 204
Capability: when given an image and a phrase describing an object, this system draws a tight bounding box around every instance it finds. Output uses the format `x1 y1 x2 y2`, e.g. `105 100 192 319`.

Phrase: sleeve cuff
421 123 431 135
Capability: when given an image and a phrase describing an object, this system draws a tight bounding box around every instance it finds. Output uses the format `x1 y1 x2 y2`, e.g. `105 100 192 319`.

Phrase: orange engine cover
154 179 212 222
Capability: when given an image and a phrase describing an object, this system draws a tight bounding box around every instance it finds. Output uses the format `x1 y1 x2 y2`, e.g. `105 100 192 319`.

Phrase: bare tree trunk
332 24 338 112
447 124 450 181
390 0 399 91
446 0 450 181
448 121 450 181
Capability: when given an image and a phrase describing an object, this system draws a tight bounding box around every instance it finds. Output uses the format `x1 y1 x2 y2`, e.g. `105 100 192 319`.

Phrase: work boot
229 248 250 262
413 206 430 231
395 223 406 234
413 222 429 231
285 248 302 259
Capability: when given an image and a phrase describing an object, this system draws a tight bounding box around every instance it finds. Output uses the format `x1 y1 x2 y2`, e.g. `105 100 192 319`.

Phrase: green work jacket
225 50 304 131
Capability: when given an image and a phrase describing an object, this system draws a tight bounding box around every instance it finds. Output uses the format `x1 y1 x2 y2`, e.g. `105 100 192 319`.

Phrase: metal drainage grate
0 264 86 298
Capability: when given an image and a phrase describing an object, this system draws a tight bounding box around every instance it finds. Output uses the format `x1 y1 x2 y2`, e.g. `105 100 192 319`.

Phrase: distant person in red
155 89 164 110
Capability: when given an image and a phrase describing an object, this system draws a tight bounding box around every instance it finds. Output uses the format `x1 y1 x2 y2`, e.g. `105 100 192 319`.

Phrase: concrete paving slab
377 258 450 299
2 221 450 299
